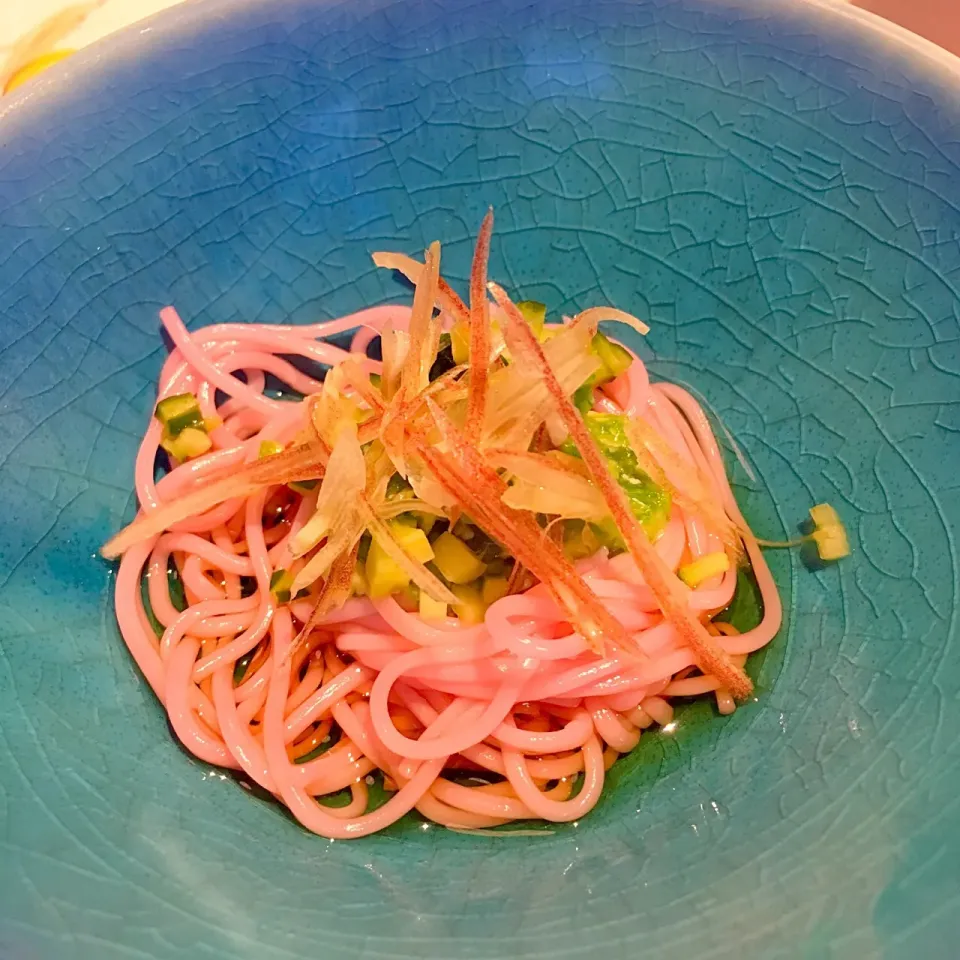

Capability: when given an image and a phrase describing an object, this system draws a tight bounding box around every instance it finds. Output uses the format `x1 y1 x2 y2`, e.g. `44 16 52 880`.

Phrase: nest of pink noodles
105 211 754 700
100 212 786 836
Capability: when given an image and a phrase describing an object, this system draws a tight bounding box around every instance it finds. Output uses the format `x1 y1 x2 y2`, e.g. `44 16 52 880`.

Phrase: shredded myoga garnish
103 213 849 839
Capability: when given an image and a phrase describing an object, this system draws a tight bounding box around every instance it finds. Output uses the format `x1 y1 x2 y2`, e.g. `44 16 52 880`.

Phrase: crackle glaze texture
0 0 958 957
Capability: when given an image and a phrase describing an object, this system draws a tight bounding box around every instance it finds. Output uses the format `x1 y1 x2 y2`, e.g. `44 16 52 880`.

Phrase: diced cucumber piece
365 539 410 599
160 426 212 461
270 568 295 604
432 532 487 584
391 522 434 564
481 576 509 605
451 582 486 624
155 393 204 436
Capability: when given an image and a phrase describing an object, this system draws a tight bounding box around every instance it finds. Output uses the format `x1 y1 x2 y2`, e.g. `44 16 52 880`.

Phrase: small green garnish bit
288 479 319 495
516 300 546 338
571 333 633 415
562 412 670 546
432 532 487 584
155 392 204 436
270 568 295 604
386 474 415 500
160 427 212 461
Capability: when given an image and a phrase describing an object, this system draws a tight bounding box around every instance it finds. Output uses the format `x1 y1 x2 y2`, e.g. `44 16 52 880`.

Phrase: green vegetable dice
562 413 671 544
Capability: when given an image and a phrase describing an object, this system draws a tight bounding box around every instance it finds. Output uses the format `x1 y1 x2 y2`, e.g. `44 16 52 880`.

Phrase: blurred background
856 0 956 55
1 0 957 97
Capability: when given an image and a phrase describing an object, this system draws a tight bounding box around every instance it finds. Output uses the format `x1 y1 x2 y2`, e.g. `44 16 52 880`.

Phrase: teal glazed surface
0 0 958 956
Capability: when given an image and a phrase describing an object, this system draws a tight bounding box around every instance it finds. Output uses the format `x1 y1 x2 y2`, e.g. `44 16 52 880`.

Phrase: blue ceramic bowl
1 0 958 956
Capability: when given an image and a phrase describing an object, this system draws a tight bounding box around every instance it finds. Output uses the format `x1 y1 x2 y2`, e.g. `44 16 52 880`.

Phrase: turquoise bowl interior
1 0 958 956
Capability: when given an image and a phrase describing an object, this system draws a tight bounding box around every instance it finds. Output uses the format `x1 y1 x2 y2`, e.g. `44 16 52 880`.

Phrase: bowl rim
1 0 960 134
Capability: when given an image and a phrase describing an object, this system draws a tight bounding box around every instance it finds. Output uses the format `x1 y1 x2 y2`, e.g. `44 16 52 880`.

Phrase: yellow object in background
4 49 74 94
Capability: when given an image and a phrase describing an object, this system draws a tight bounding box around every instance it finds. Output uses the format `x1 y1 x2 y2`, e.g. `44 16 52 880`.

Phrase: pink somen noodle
106 259 785 838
